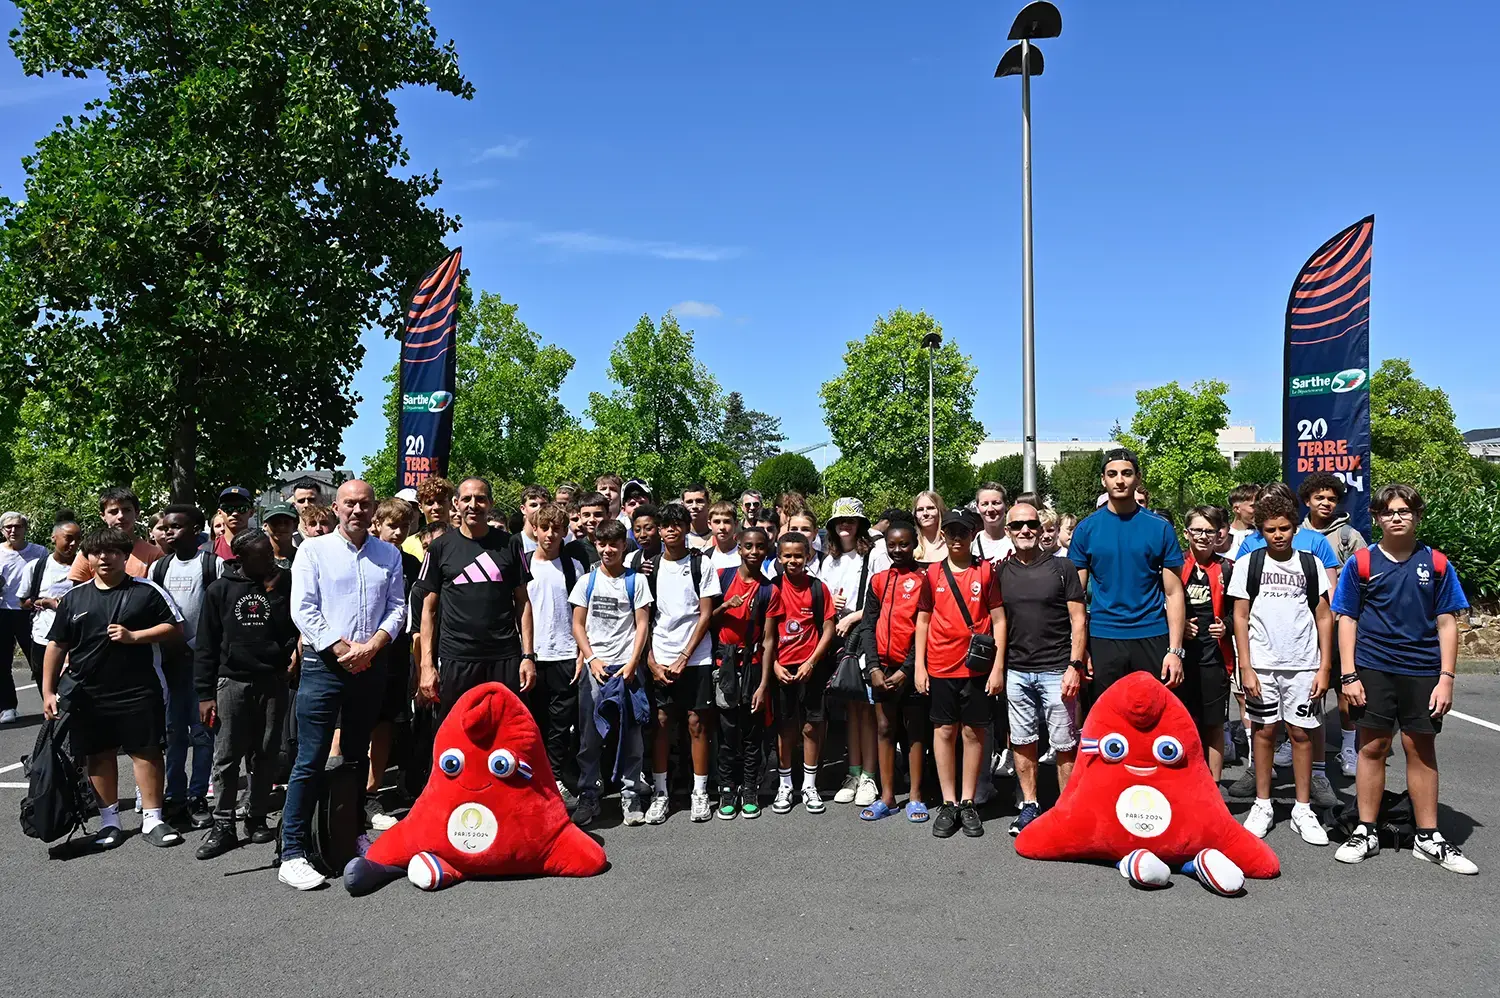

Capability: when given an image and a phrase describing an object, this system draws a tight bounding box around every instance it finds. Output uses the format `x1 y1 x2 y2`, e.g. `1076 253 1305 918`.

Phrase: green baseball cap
263 502 297 522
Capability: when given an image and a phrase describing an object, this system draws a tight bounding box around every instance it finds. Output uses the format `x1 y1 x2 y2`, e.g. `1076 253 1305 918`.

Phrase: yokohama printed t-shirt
1227 549 1329 671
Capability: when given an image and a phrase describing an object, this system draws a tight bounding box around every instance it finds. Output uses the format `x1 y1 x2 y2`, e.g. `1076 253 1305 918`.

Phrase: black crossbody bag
942 560 996 671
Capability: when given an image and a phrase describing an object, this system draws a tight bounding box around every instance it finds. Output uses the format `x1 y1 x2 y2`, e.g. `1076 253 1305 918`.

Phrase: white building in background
972 425 1280 470
1465 428 1500 464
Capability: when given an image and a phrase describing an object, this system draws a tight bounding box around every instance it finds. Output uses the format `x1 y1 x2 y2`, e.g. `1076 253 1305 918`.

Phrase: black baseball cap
1100 448 1140 474
941 509 982 536
219 485 253 507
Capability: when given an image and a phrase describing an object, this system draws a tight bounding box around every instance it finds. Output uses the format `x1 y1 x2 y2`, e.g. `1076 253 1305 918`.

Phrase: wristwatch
521 652 536 662
1167 647 1186 660
1068 660 1085 671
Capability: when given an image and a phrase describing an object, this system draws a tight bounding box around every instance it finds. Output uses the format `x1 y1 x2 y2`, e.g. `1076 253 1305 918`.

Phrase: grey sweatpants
210 676 289 820
576 667 649 804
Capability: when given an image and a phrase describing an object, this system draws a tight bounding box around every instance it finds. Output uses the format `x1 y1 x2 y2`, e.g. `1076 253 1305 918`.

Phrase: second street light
996 1 1061 495
922 330 942 491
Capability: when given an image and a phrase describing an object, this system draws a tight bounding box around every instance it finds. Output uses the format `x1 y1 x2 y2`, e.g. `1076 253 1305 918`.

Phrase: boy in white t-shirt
644 503 721 823
569 518 654 828
1228 491 1333 846
525 503 587 811
706 501 742 574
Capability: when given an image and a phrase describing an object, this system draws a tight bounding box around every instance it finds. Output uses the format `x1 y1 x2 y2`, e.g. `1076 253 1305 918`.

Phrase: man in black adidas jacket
193 531 298 859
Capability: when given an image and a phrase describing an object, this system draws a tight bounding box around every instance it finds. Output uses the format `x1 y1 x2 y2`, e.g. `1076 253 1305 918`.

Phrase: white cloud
534 230 739 262
475 137 529 161
670 300 722 318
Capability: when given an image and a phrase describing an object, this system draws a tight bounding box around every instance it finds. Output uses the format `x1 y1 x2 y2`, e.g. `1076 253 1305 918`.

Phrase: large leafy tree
1370 358 1472 488
820 308 984 505
365 291 574 494
1232 450 1283 485
1119 380 1235 517
0 1 472 507
1050 449 1104 519
974 454 1051 506
750 452 821 499
722 391 785 475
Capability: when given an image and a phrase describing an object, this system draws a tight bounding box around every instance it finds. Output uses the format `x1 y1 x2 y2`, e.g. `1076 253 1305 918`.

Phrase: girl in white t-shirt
820 499 878 808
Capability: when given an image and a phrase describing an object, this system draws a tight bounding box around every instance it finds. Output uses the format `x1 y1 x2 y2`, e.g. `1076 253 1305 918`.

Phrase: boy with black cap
914 509 1002 838
213 485 256 562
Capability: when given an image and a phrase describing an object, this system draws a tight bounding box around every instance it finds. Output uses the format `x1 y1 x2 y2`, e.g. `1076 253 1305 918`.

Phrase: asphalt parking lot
2 663 1497 998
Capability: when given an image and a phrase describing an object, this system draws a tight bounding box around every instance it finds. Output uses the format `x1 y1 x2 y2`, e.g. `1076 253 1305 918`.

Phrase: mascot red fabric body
1015 673 1278 890
345 682 606 894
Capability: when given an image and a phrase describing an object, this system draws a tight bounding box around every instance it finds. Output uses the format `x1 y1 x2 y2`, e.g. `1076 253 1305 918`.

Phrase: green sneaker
716 789 739 820
739 789 761 819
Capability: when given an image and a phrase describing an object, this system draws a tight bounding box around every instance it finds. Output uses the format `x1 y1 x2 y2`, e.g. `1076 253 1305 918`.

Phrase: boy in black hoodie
194 531 298 859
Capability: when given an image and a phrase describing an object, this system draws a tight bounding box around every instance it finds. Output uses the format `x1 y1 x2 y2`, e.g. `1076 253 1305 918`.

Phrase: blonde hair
1038 508 1059 529
912 490 948 561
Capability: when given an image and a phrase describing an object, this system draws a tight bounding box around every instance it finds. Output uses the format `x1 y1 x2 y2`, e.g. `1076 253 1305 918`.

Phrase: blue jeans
280 646 385 860
164 652 214 801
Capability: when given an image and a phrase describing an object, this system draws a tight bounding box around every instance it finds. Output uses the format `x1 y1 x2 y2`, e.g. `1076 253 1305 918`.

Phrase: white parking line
0 782 27 789
16 684 36 692
1451 710 1500 733
0 762 23 775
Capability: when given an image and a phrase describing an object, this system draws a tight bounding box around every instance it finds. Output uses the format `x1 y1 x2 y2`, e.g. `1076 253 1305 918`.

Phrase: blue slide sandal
860 801 895 821
905 801 930 823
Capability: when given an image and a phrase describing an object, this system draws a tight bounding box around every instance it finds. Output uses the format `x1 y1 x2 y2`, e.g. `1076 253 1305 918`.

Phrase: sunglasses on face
222 503 252 514
1007 519 1041 532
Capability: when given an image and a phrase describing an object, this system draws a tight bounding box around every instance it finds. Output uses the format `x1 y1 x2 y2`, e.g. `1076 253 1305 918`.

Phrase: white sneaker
854 773 879 807
833 772 860 804
1038 746 1057 765
1290 804 1329 846
1243 800 1274 838
1335 824 1379 864
802 786 826 814
1413 833 1478 875
621 793 647 826
0 709 18 724
277 857 325 891
995 748 1015 778
1339 745 1357 777
689 792 711 822
771 784 795 814
645 792 671 825
1274 741 1293 768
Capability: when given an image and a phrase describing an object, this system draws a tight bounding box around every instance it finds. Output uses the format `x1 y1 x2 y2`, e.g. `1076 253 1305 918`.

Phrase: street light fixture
996 1 1061 495
922 330 943 491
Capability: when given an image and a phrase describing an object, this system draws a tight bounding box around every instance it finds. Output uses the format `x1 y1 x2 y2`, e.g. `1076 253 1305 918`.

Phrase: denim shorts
1006 669 1079 751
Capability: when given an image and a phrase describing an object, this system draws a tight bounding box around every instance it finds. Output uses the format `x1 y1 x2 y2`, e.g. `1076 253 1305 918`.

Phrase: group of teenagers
0 450 1477 884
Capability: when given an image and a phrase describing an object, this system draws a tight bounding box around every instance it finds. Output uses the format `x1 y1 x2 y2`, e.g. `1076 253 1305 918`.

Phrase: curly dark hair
1253 491 1298 529
1297 472 1346 505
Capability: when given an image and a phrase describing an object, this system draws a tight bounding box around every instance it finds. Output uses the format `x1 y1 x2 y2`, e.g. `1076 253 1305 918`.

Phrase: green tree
820 309 984 504
1370 358 1473 487
1 1 472 508
0 391 123 527
364 292 574 493
974 454 1052 505
1120 380 1235 517
1232 450 1283 485
750 453 821 499
1050 450 1104 518
585 313 741 497
722 391 785 475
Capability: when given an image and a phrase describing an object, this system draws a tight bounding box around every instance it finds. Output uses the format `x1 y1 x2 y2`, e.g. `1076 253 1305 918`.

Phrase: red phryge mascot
1015 672 1279 895
345 682 606 894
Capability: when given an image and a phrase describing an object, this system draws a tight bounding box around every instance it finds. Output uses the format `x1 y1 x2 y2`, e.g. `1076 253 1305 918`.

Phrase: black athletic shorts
1179 643 1230 727
871 667 925 706
439 651 524 719
378 637 413 723
68 684 166 758
1089 634 1169 695
651 664 716 714
928 674 992 727
772 658 833 725
1351 668 1443 735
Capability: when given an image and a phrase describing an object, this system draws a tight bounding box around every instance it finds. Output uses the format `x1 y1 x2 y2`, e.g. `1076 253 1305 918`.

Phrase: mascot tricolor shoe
1015 672 1278 893
345 682 607 895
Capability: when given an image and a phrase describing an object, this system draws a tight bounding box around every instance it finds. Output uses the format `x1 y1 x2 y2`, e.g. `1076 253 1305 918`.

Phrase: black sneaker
244 816 276 844
958 800 984 837
186 796 213 830
195 820 240 860
716 789 739 820
572 794 600 829
932 802 961 838
556 781 580 811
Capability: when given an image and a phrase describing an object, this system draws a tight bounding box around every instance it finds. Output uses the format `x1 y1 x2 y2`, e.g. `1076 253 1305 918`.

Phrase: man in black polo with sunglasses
990 501 1087 835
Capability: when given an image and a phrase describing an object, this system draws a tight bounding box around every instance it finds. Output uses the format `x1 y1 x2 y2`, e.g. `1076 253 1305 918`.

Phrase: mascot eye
1100 733 1129 762
1152 735 1185 765
438 748 464 776
488 748 516 778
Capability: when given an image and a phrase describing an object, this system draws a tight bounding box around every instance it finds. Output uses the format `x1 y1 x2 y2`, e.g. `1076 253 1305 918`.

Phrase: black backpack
19 712 98 843
641 548 706 621
1333 790 1416 849
276 757 365 875
1242 548 1324 613
521 549 579 598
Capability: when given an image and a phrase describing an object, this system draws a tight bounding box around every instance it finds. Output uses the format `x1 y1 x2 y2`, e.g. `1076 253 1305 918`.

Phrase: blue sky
4 1 1497 476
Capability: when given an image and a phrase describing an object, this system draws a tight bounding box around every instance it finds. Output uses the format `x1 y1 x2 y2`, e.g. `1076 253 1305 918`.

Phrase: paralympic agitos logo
402 390 454 413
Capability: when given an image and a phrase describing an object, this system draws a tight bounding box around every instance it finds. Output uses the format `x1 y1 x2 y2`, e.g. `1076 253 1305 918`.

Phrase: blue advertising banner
1283 217 1373 539
399 248 462 490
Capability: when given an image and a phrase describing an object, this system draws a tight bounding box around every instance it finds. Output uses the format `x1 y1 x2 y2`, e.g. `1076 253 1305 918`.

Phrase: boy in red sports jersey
915 510 1002 839
710 526 775 819
765 532 836 815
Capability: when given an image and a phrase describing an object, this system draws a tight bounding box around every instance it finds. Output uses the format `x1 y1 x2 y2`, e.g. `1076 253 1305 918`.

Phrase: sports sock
778 768 793 790
1021 799 1038 808
1341 728 1356 753
848 765 862 778
801 764 818 792
1311 760 1326 775
1292 800 1314 814
1255 797 1272 809
141 807 163 834
692 773 708 795
652 772 668 795
98 802 121 830
1416 827 1438 839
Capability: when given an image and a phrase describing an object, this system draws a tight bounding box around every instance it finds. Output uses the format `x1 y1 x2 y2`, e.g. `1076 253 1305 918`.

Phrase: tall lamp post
922 330 943 491
996 2 1061 495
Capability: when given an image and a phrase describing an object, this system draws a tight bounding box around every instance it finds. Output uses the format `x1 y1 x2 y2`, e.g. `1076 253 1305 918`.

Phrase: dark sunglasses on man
1006 518 1041 532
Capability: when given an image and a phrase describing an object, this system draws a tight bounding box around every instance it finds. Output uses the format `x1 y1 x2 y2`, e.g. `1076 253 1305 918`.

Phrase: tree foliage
0 391 123 528
364 291 574 494
1370 358 1473 488
722 391 784 475
974 454 1052 506
1050 450 1104 519
1232 450 1283 485
0 0 472 508
820 309 984 505
750 453 821 500
1119 380 1235 517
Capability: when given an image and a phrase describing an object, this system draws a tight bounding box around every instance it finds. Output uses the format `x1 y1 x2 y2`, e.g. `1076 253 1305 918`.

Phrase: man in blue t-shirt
1069 449 1186 696
1330 484 1475 875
